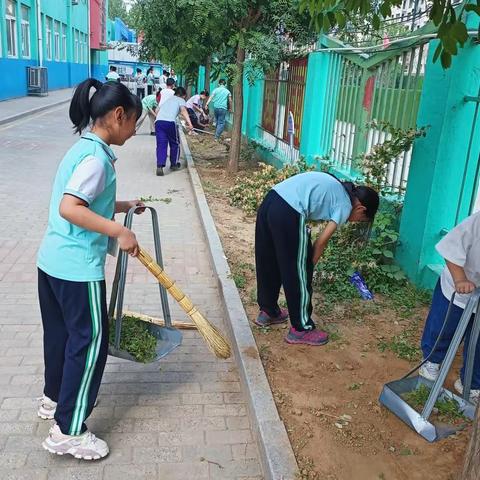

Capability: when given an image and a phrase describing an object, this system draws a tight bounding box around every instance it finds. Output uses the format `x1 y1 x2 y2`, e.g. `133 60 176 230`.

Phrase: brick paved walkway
0 106 262 479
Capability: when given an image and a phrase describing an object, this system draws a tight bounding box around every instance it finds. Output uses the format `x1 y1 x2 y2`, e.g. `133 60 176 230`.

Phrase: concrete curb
180 131 298 480
0 97 71 126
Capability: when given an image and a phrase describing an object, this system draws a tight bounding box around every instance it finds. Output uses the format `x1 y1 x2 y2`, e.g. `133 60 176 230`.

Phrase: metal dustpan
108 206 182 362
379 289 480 442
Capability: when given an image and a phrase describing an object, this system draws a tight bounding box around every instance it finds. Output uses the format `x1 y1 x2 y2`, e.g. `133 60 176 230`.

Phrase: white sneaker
42 424 109 460
419 361 440 381
37 395 57 420
37 395 98 420
454 378 480 405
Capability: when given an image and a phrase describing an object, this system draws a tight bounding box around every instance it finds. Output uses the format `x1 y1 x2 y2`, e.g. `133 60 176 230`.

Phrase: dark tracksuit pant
421 281 480 389
38 269 109 435
255 190 315 331
155 120 180 167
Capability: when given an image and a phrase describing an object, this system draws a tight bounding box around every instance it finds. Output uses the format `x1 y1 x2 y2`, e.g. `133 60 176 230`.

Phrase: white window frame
80 33 84 63
20 5 30 58
61 24 67 62
54 20 60 61
6 0 18 58
74 29 79 63
45 16 52 61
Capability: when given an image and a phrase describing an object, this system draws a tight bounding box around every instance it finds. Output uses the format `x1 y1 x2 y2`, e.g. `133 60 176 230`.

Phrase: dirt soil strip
180 130 299 480
183 131 471 480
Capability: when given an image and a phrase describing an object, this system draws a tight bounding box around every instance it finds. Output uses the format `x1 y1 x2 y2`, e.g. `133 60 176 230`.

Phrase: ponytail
69 78 142 135
327 173 379 220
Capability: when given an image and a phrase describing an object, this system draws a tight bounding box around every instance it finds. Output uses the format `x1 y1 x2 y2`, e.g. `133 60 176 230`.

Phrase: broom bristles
137 248 231 359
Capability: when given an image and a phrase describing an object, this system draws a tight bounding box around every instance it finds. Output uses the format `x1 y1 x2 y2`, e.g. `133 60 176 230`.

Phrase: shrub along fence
197 16 480 290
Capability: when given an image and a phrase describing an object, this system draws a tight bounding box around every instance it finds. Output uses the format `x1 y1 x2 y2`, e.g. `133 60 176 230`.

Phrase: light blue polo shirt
210 85 231 110
273 172 352 224
37 133 117 282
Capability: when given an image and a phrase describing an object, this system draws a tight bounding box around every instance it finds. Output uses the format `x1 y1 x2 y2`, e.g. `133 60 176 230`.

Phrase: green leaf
372 248 382 255
441 50 452 69
383 250 394 258
372 14 381 30
327 11 337 27
451 21 469 45
465 4 480 15
442 35 458 55
323 14 331 31
379 2 392 17
432 42 443 63
335 11 346 28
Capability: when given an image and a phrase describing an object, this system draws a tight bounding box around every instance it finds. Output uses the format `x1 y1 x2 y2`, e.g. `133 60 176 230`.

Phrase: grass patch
109 315 157 363
378 319 421 361
139 195 172 204
403 384 467 423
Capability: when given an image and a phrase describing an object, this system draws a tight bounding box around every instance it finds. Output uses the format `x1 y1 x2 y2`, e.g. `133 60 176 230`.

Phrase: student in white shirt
105 66 120 82
185 91 209 130
154 87 193 177
419 212 480 403
156 78 175 111
135 68 146 100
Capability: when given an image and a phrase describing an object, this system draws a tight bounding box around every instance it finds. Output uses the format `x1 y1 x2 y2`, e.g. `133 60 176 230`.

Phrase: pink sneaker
254 308 289 327
285 327 329 346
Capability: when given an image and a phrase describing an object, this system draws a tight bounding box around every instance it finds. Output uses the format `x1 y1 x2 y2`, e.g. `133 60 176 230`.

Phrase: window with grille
45 17 52 60
6 0 17 57
54 21 60 61
20 5 30 58
61 24 67 61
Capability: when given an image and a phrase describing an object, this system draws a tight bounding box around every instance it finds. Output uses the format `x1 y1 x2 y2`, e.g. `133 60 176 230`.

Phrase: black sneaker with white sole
156 167 164 176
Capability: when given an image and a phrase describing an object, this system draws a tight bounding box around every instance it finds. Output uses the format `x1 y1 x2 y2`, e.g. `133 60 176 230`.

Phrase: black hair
174 86 187 97
166 77 175 87
219 79 226 85
201 90 209 96
163 69 170 76
136 68 142 73
69 78 142 135
109 65 116 71
147 67 153 74
327 173 379 220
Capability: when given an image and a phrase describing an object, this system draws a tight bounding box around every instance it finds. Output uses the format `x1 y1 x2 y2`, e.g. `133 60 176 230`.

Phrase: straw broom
137 247 231 359
122 310 197 330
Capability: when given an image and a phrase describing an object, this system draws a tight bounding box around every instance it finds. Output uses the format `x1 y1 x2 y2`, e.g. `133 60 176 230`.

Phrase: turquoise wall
397 38 480 288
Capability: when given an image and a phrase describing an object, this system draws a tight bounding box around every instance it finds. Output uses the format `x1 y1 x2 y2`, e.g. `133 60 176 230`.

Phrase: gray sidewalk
0 106 262 479
0 88 73 125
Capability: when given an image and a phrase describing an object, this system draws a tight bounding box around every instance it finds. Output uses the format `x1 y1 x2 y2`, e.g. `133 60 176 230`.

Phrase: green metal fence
330 42 428 195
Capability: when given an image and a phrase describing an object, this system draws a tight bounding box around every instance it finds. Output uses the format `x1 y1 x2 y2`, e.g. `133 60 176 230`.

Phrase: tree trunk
204 56 211 93
227 45 245 174
186 83 193 98
462 404 480 479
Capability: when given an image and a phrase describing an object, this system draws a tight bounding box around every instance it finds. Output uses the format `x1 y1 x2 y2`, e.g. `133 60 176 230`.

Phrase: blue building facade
0 0 109 101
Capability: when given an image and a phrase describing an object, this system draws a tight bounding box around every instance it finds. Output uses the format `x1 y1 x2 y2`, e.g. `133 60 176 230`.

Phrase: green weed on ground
403 384 468 423
109 315 157 363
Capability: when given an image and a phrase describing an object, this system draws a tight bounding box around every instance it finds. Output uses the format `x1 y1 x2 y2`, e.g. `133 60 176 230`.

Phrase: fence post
246 76 264 142
397 39 480 288
299 51 341 165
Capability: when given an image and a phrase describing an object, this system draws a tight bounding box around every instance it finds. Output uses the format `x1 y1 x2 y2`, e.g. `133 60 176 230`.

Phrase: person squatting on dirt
37 79 145 460
255 172 379 346
185 90 209 132
419 212 480 404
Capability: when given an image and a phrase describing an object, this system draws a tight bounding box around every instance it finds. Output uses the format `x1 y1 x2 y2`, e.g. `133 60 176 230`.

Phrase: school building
0 0 109 101
107 17 164 81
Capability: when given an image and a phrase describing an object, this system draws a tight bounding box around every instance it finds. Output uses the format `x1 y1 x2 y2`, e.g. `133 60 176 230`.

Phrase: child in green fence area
419 212 480 404
254 171 379 346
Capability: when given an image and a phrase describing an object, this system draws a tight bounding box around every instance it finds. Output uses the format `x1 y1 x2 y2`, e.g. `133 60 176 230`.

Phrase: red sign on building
90 0 107 50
